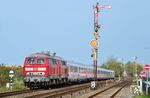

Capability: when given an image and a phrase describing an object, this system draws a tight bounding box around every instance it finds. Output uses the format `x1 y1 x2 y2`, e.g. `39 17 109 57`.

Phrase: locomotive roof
28 52 65 61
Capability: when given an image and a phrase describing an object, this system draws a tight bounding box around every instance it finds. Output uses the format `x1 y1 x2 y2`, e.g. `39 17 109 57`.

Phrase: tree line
100 56 144 77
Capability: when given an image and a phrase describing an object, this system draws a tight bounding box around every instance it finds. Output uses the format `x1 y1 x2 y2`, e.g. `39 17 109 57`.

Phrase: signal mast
90 2 111 90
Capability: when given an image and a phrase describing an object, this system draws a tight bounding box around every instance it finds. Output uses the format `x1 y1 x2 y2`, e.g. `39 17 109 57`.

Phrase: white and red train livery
23 52 115 89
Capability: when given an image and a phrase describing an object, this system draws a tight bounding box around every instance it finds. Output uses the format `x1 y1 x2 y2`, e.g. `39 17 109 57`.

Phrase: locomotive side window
37 58 45 64
64 61 66 65
52 59 57 65
61 61 66 65
27 58 35 64
61 61 63 65
59 60 62 65
57 60 63 65
49 58 53 65
65 69 68 74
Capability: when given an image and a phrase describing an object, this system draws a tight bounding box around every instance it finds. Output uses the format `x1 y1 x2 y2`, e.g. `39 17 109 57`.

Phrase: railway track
25 83 90 98
0 89 38 98
0 80 116 98
0 83 90 98
25 80 115 98
82 80 131 98
0 82 86 98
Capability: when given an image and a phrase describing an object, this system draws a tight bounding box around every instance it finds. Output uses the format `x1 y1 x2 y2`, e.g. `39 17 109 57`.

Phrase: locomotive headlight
25 67 33 71
38 67 46 71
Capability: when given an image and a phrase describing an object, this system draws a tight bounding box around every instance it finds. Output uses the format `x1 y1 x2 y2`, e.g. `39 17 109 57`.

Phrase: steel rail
87 80 131 98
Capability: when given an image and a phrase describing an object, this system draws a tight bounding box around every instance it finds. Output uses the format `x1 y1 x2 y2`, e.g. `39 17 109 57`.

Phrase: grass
0 82 28 93
133 95 150 98
0 86 10 93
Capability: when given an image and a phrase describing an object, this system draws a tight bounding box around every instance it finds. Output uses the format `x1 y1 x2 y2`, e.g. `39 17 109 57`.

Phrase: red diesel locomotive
23 52 68 89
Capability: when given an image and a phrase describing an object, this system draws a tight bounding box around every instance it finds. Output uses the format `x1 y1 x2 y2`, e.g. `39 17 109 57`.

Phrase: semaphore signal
90 2 111 90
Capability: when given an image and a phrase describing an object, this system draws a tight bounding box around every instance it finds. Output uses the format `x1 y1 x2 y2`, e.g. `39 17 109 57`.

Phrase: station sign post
144 64 150 95
9 70 14 92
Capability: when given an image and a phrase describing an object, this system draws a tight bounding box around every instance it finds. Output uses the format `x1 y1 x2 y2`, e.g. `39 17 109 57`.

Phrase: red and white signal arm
145 64 150 71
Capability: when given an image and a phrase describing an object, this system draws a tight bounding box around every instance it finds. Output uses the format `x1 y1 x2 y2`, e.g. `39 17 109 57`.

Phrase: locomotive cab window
27 58 45 64
27 58 35 64
37 58 45 64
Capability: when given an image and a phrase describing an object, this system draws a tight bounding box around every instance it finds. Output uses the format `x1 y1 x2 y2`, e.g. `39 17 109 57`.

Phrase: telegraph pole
90 3 111 90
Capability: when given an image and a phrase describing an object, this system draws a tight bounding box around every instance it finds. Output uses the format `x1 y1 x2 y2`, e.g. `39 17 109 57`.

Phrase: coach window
97 70 100 74
104 71 106 75
74 66 77 72
49 58 53 65
79 68 83 73
101 71 103 74
79 67 81 73
70 66 73 72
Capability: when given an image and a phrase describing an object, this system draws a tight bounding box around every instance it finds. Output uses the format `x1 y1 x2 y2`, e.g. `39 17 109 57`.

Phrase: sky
0 0 150 65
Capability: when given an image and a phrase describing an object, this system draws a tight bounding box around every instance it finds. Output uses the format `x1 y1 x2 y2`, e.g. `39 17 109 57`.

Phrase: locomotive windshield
27 58 35 64
37 59 44 64
27 58 45 64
